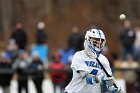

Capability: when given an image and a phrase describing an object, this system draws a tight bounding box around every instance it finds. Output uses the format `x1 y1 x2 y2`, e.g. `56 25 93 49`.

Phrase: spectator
28 52 44 93
0 52 13 93
5 39 19 62
119 19 136 61
68 25 84 52
59 43 74 65
36 21 48 44
12 50 30 93
30 44 48 64
58 44 74 87
10 21 28 50
49 52 66 93
30 22 48 64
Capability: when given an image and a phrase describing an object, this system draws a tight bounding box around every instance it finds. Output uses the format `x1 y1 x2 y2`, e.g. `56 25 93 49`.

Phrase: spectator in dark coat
28 52 44 93
0 52 13 93
68 26 84 52
36 22 48 44
10 22 27 50
119 19 136 61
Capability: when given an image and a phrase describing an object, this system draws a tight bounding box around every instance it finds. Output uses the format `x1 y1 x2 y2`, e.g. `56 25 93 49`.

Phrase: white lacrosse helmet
84 27 106 58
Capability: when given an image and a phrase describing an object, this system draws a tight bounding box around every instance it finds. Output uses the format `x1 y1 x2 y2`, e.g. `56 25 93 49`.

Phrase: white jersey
65 50 112 93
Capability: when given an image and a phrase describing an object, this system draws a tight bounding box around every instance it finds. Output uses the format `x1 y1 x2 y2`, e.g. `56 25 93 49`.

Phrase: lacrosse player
64 25 122 93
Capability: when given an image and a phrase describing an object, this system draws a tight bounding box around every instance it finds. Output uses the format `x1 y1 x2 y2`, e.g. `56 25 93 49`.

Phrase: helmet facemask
89 37 106 52
84 29 106 58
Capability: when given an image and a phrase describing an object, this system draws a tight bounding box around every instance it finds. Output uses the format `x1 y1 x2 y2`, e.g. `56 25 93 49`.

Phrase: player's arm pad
79 70 97 85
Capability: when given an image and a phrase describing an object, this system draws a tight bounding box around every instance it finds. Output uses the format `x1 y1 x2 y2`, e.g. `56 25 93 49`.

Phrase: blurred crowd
0 19 140 93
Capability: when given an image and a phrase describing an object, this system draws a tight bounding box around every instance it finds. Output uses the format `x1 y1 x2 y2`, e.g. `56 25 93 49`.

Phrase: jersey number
90 69 98 75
